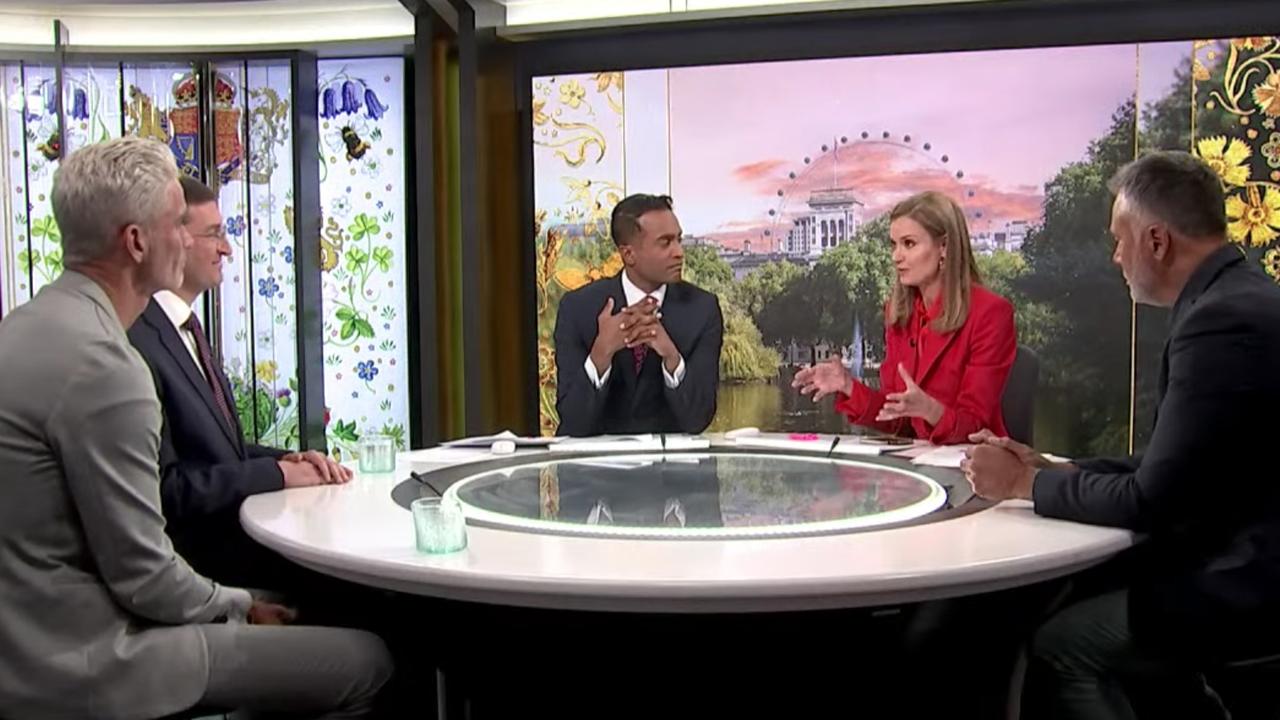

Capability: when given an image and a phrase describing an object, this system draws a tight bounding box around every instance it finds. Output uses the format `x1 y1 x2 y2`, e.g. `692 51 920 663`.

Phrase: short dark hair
1107 151 1226 238
609 193 673 246
178 175 218 206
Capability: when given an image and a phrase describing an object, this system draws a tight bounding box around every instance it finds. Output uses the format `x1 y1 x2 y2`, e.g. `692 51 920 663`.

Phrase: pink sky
668 41 1192 244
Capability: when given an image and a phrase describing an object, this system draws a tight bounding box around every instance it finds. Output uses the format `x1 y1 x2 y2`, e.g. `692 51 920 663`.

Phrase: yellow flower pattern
559 79 586 109
255 360 279 383
1232 37 1273 52
1225 185 1280 246
1196 135 1252 186
1194 37 1280 290
1254 72 1280 118
1264 248 1280 281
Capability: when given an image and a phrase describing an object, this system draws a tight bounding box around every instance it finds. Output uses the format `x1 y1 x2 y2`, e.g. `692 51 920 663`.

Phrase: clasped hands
961 429 1076 501
591 296 679 373
278 449 352 488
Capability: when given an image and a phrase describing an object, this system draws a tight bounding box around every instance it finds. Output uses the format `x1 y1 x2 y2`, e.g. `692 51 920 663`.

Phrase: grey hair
1107 150 1227 239
52 136 180 266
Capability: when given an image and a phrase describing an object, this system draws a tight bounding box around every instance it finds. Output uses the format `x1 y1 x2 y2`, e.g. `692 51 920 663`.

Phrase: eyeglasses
191 229 228 242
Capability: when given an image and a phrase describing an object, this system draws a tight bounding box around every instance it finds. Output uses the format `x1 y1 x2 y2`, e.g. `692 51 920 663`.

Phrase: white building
784 187 863 258
971 219 1030 253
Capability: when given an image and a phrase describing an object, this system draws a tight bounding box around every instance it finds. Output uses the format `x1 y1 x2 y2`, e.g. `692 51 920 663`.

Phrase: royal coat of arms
126 71 243 183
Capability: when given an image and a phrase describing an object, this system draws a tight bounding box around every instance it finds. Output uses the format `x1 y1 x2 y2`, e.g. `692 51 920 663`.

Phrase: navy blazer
554 274 723 437
128 299 285 563
1034 245 1280 660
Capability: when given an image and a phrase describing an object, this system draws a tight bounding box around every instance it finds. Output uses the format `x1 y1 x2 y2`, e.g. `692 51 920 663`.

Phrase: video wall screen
533 37 1277 456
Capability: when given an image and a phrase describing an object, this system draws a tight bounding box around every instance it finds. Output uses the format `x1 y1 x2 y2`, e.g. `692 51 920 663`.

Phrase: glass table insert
441 452 948 540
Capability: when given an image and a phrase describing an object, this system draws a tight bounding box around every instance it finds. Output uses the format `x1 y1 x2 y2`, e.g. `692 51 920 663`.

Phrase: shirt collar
620 270 667 308
154 290 195 330
912 288 944 324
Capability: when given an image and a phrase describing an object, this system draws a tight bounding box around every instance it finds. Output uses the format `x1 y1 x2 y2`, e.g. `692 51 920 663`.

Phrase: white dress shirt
584 271 686 390
154 290 207 380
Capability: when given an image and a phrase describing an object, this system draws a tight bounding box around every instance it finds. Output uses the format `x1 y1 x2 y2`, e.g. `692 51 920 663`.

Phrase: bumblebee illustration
37 130 61 161
341 126 370 161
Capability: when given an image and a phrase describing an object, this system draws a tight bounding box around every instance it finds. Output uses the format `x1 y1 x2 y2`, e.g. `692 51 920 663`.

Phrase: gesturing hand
876 364 944 425
791 358 853 402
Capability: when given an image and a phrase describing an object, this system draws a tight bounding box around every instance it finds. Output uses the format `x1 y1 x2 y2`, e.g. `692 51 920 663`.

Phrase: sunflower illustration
1225 185 1280 246
1197 136 1252 187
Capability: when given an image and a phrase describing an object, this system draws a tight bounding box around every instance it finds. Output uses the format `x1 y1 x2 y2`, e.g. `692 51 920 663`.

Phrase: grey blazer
0 271 251 720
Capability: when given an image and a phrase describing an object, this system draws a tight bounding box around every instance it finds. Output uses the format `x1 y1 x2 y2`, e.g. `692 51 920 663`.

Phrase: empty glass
412 496 468 554
358 433 396 474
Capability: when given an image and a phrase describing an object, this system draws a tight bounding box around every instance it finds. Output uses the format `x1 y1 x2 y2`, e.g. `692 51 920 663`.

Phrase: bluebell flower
257 276 279 298
356 360 379 381
340 80 362 115
39 81 56 116
69 89 88 121
364 88 388 120
282 246 293 264
226 216 246 237
321 87 338 119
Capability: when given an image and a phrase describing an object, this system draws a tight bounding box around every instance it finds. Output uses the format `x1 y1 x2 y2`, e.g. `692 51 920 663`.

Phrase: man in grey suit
0 137 393 719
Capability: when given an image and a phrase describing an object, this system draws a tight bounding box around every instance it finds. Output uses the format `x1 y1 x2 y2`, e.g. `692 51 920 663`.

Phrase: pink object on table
788 433 820 441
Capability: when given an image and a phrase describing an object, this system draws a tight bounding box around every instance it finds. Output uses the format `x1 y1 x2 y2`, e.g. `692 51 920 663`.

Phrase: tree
683 245 778 381
975 250 1063 354
1017 101 1137 455
738 260 805 319
682 245 736 301
815 215 896 359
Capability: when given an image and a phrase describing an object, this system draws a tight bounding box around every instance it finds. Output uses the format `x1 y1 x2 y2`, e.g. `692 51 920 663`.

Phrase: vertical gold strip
620 72 627 195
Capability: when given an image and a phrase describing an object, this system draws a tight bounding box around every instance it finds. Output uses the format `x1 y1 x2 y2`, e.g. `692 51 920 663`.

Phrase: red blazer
835 284 1016 444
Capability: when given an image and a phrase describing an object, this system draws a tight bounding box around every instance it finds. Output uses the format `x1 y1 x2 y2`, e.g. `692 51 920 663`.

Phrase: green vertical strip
445 57 465 435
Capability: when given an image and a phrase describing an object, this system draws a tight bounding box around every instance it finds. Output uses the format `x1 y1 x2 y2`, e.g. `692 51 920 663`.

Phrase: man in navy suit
554 194 724 436
128 176 351 589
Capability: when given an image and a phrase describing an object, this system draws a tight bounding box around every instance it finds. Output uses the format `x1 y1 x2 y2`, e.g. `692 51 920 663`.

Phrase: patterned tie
632 344 647 374
182 314 236 429
632 293 652 374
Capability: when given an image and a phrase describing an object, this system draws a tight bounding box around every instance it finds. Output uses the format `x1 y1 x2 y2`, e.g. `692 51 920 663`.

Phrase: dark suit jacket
128 299 286 582
554 274 723 436
1034 245 1280 660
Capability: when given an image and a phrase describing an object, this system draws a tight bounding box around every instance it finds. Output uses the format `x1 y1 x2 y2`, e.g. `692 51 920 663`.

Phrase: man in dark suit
128 176 351 590
965 151 1280 718
554 193 723 436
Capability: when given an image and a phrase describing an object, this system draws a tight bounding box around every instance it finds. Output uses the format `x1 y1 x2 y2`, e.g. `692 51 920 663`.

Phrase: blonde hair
52 136 179 266
885 191 981 334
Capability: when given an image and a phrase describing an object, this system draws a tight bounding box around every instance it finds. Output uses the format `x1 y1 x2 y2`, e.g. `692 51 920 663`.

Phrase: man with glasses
129 176 352 591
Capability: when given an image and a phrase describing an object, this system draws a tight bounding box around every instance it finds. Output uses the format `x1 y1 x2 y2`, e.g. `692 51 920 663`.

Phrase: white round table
240 441 1135 613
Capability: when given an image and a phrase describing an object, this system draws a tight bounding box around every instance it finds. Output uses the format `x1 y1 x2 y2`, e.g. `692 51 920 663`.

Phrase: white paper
549 434 710 453
401 446 497 465
909 444 973 468
441 430 563 448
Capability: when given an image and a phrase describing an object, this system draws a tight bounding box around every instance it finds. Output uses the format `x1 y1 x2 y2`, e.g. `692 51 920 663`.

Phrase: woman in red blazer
792 191 1017 445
